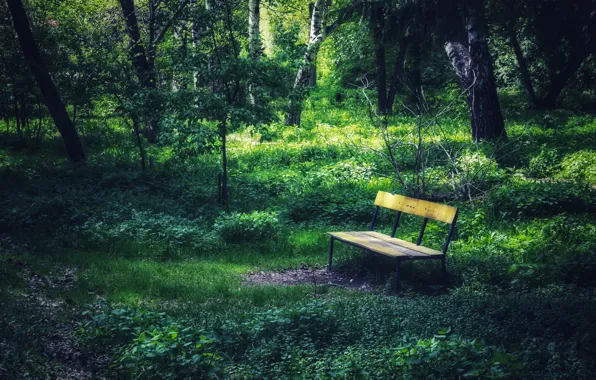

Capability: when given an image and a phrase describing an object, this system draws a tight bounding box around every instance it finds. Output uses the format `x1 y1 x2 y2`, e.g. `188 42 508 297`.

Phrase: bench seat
328 231 444 260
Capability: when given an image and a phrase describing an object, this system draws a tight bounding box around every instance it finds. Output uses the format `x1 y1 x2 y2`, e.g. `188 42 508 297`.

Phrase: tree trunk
286 0 325 126
6 0 85 161
13 87 20 135
206 0 218 94
190 0 201 92
387 36 410 113
371 5 387 115
21 96 28 137
119 0 159 143
538 48 589 109
119 0 156 89
219 120 228 206
507 25 537 107
1 103 8 134
444 0 506 141
409 38 423 110
307 3 317 87
248 0 261 104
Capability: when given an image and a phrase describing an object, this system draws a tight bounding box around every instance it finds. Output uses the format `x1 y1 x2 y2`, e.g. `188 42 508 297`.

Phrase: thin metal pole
416 218 428 246
442 211 458 254
391 211 402 237
370 206 380 231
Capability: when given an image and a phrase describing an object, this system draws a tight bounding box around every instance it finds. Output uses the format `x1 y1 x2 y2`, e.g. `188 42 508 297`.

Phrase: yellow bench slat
362 231 444 256
329 231 432 259
374 191 457 224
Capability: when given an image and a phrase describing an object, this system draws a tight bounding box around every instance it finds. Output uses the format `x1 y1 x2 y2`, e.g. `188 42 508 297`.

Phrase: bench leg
395 260 401 292
328 237 334 271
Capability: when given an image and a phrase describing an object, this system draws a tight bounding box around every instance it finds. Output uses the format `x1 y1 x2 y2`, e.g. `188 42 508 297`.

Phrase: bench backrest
371 191 458 254
374 191 457 224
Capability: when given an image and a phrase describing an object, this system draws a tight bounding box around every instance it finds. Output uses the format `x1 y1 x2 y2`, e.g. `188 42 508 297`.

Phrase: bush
558 150 596 184
214 211 280 243
286 187 376 224
528 145 560 178
79 210 218 251
489 179 595 218
78 305 221 379
390 334 521 378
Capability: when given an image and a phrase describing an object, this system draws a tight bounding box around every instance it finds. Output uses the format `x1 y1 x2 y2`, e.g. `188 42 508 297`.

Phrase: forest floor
1 91 596 378
243 267 375 291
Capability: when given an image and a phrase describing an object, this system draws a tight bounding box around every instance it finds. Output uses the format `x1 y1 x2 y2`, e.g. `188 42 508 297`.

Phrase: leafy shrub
322 159 374 183
246 301 338 342
528 145 560 178
390 333 522 379
214 211 280 243
78 305 221 379
558 150 596 184
99 170 138 189
286 187 375 224
286 193 329 222
80 210 218 251
489 179 595 218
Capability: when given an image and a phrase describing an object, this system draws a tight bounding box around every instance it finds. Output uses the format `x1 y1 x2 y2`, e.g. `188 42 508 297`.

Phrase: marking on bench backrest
374 191 457 224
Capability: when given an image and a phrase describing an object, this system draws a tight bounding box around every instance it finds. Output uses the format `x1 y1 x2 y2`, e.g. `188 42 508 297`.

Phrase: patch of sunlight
80 257 251 304
288 229 327 248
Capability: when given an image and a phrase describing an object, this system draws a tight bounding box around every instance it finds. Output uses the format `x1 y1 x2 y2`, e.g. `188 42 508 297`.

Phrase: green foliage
79 305 221 379
489 178 595 218
391 334 521 379
558 150 596 184
214 211 280 243
2 0 596 378
527 145 560 178
286 188 375 224
80 210 219 251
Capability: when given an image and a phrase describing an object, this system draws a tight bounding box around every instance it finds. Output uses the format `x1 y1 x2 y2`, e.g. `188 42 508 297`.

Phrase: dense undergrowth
1 90 596 378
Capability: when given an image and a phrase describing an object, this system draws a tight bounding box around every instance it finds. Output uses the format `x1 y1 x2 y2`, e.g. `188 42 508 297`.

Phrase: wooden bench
328 191 458 291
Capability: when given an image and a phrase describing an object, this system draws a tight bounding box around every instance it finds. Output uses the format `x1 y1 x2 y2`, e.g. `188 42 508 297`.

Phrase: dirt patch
244 268 374 292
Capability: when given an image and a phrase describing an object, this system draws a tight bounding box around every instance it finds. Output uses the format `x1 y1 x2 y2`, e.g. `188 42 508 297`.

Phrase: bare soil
244 268 374 292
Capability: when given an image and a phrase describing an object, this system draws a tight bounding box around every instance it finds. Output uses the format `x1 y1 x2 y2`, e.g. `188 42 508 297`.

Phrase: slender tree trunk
13 87 20 135
190 0 201 92
119 0 156 89
371 5 387 114
219 120 228 206
307 3 317 87
6 0 85 161
119 0 159 143
132 117 146 170
22 97 28 137
206 0 218 94
286 0 325 126
507 25 537 107
35 102 42 148
248 0 261 104
444 0 506 141
374 41 387 114
387 36 410 113
409 38 423 110
1 103 8 134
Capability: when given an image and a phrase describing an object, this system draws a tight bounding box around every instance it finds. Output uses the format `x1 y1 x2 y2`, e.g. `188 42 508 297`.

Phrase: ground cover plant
1 0 596 378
